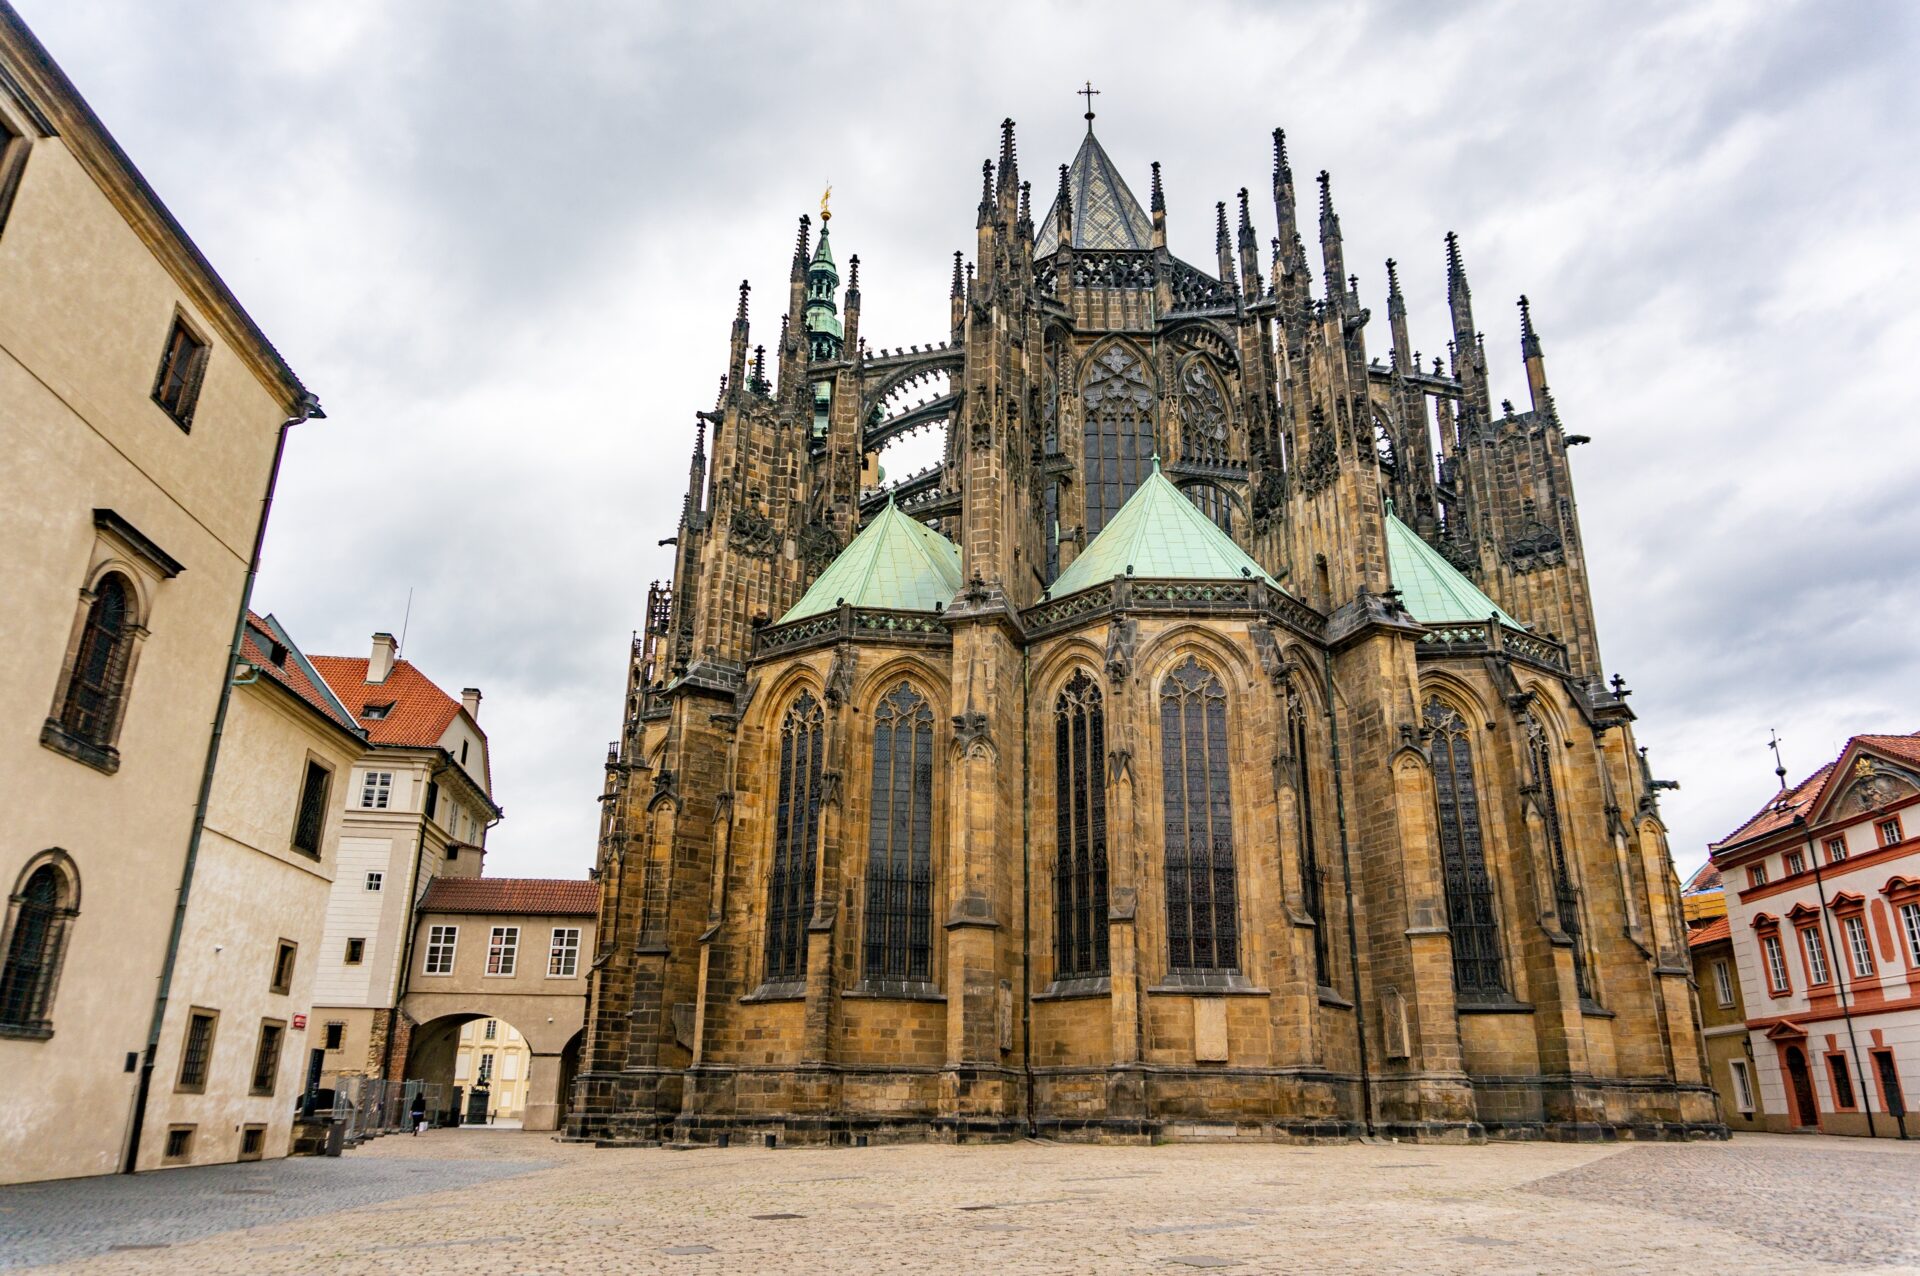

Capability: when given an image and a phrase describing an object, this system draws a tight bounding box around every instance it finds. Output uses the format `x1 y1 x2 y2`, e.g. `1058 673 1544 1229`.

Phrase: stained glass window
1527 715 1589 1000
1426 699 1505 995
863 683 936 982
1161 657 1238 971
1289 695 1329 985
766 691 824 981
1054 670 1109 978
1083 345 1156 539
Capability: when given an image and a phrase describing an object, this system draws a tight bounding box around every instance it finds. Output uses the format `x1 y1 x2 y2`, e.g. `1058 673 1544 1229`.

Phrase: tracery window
1161 656 1238 971
0 858 77 1037
1178 359 1229 466
1289 693 1329 985
766 691 825 982
1425 699 1505 996
1082 344 1156 539
1526 714 1590 1000
863 682 935 982
58 573 134 748
1054 670 1109 979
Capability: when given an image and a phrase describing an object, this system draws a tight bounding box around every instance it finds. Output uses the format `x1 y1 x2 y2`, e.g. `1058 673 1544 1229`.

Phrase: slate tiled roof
1050 460 1280 597
418 877 598 917
240 612 362 737
1034 127 1154 256
1384 514 1522 628
779 499 963 622
311 654 464 748
1688 916 1731 948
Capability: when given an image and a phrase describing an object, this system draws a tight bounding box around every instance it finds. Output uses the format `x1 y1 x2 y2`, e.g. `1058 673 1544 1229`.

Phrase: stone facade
568 115 1720 1146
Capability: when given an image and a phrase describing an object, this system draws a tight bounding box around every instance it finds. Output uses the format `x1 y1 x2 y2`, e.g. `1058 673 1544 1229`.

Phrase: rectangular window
0 111 30 240
1748 863 1769 888
344 937 365 965
292 760 330 857
477 1052 494 1084
548 928 581 978
151 315 209 430
1762 935 1790 993
484 1019 497 1040
426 780 440 823
1879 817 1904 847
423 925 457 975
360 772 393 809
1712 959 1735 1007
1729 1059 1755 1113
176 1009 218 1092
1843 915 1875 978
364 871 383 891
1900 903 1920 968
1874 1050 1906 1118
1802 927 1831 985
239 1125 266 1160
1784 850 1805 875
250 1019 285 1095
323 1021 344 1051
486 927 518 976
164 1126 194 1162
1828 1054 1856 1109
1826 835 1848 862
270 939 297 995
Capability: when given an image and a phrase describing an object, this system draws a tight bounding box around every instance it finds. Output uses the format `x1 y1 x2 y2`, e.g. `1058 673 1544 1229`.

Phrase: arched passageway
405 1012 575 1130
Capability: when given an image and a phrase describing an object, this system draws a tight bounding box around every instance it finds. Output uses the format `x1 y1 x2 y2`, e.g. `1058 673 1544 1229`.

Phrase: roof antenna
1767 728 1788 791
398 586 414 658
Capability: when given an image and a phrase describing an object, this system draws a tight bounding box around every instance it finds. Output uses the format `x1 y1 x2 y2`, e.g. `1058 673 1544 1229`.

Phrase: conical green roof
778 499 962 623
1384 512 1522 627
1050 461 1280 596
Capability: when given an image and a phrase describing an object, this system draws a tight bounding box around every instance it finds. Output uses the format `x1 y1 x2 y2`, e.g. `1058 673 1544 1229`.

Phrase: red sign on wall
292 1014 307 1030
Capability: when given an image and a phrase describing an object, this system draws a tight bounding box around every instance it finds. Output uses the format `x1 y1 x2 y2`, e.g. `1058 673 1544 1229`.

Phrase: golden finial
820 182 832 223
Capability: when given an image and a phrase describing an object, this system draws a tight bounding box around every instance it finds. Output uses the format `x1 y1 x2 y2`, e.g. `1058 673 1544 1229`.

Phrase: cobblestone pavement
3 1130 1916 1274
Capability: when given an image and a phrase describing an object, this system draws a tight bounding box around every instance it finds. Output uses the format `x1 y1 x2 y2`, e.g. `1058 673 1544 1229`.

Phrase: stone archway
404 1009 575 1131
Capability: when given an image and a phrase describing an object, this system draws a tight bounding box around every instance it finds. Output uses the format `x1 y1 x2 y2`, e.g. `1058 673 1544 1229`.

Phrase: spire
793 214 811 272
1445 231 1475 347
804 215 842 359
735 279 751 328
848 254 860 293
1236 187 1261 296
1018 180 1032 229
1386 258 1411 370
950 250 964 335
1149 161 1167 251
978 159 994 225
1317 170 1346 307
1273 127 1289 181
1055 163 1073 247
1215 199 1236 288
1519 294 1550 411
1150 161 1165 214
1237 187 1254 246
951 250 965 298
998 117 1017 190
1033 131 1151 255
1518 294 1541 357
750 344 767 395
1385 258 1403 307
729 279 751 396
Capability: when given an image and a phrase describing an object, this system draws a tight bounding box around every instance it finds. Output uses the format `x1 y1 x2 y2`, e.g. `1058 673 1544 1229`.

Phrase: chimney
369 632 397 683
461 687 482 720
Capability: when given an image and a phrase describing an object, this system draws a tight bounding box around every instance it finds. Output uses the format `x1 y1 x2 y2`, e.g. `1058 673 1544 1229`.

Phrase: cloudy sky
20 0 1918 881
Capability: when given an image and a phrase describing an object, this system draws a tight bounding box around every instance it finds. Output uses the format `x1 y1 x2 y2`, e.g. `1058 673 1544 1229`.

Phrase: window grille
548 927 581 978
1526 716 1590 1000
178 1011 216 1090
862 683 935 982
1053 670 1109 979
766 691 824 982
0 865 72 1033
59 573 132 747
1290 694 1329 985
292 760 330 856
1160 656 1238 971
1426 700 1505 996
250 1021 284 1095
1082 345 1156 538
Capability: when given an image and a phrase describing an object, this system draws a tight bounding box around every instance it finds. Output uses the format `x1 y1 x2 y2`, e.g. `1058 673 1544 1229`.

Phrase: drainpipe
1797 815 1882 1138
1320 650 1375 1137
124 393 323 1173
1020 645 1036 1136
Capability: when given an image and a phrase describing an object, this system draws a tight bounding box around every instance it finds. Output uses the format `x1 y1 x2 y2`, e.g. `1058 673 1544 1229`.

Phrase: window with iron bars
862 683 936 983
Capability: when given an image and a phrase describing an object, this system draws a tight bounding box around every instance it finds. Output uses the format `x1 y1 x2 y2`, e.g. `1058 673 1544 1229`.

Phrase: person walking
410 1091 427 1136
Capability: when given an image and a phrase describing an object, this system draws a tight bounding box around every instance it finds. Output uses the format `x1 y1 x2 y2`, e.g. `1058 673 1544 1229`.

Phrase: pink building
1710 733 1920 1136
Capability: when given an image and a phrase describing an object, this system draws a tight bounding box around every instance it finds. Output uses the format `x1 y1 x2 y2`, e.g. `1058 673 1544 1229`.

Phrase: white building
1710 732 1920 1136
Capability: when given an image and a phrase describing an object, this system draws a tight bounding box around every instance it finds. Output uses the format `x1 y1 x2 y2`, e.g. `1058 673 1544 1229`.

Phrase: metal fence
329 1077 453 1143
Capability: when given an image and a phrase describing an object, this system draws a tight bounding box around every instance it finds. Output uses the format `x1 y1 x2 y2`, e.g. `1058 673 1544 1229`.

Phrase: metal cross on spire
1768 728 1789 791
1079 80 1100 128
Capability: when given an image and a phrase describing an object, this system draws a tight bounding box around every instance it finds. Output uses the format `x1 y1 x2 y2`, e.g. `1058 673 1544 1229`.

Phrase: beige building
0 5 319 1184
135 614 366 1168
309 636 499 1089
401 877 596 1131
1682 865 1765 1133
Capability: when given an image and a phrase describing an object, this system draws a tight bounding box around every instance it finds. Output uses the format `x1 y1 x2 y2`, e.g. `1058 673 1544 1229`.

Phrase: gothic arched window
1426 699 1505 996
1 856 78 1037
863 682 935 983
1289 693 1329 986
59 573 134 748
1161 656 1238 971
1178 358 1229 466
766 691 824 982
1083 345 1156 539
1526 713 1590 1000
1054 670 1108 979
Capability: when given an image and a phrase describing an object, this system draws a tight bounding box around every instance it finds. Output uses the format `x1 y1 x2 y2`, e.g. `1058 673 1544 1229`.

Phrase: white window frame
1879 817 1904 847
1801 926 1830 986
423 925 458 976
1762 934 1789 992
1900 902 1920 968
360 771 393 809
1729 1058 1755 1113
1842 915 1875 978
364 871 383 891
1712 959 1735 1007
547 927 581 978
486 926 519 976
1826 835 1848 862
477 1051 494 1084
1749 863 1769 887
1784 850 1804 876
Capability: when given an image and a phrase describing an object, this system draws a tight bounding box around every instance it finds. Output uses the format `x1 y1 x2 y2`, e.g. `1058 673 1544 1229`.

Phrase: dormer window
363 702 393 721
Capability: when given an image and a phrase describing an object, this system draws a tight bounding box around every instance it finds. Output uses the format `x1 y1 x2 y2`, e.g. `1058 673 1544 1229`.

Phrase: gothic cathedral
571 111 1721 1143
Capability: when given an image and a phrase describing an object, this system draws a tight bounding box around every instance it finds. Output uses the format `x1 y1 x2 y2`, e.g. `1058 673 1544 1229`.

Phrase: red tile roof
418 877 598 917
1688 916 1731 949
241 613 361 737
1711 730 1920 854
311 654 466 748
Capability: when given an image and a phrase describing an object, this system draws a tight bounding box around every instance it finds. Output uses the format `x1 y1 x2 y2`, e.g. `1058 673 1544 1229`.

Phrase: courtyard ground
1 1129 1916 1274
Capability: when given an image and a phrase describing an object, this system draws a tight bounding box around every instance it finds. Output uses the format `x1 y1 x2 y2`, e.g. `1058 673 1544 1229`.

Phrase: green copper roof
1050 461 1280 596
1384 512 1522 627
778 499 962 623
